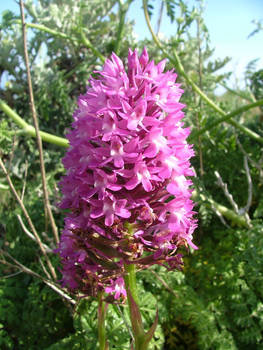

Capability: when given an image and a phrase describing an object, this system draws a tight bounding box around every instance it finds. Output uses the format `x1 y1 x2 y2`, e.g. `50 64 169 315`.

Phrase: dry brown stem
19 0 59 245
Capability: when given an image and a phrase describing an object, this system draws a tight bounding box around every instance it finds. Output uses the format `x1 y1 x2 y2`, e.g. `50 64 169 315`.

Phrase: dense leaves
0 0 263 349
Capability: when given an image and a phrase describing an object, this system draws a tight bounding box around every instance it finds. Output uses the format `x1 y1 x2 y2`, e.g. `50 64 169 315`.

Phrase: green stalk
142 0 263 144
124 263 146 350
192 99 263 141
192 190 250 228
98 292 107 350
124 263 139 305
114 0 132 55
80 30 105 64
0 99 69 148
13 20 75 42
12 20 105 64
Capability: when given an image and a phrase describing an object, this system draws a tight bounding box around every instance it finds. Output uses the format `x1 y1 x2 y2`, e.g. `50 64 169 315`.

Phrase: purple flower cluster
57 48 197 300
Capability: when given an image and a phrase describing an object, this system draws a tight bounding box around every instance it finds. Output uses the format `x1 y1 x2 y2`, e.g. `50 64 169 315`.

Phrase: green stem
192 190 250 228
98 292 107 350
124 264 146 350
228 119 263 144
124 263 139 305
80 30 105 64
142 0 263 144
13 20 105 64
0 99 69 148
219 82 255 103
13 19 75 42
192 99 263 141
114 0 130 54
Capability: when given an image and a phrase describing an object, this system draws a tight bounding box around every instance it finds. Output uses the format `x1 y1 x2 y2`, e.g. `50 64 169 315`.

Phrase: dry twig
21 160 28 202
214 170 239 214
17 214 53 254
0 157 57 279
0 250 75 304
151 270 178 298
240 156 253 217
19 0 59 244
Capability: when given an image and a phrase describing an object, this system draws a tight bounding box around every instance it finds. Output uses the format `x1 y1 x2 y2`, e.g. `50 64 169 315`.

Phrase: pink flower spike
58 48 197 300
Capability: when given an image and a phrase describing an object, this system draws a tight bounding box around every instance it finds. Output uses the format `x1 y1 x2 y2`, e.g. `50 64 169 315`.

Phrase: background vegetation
0 0 263 349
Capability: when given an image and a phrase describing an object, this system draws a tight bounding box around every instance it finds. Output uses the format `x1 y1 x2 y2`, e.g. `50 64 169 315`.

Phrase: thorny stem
142 0 263 144
0 157 57 279
19 0 59 245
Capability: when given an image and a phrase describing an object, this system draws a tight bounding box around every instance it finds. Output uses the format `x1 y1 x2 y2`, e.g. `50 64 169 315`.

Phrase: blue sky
1 0 263 89
128 0 263 88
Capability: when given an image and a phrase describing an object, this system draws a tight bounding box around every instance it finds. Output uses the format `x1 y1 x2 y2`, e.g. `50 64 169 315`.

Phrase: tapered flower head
57 48 197 300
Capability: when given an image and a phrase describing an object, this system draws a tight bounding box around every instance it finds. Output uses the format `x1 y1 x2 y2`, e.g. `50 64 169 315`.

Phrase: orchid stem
124 263 146 350
98 292 108 350
124 264 139 305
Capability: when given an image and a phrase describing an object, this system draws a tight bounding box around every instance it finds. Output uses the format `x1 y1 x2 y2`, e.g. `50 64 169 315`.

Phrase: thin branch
38 256 51 280
0 99 69 147
13 19 76 42
236 136 263 181
214 171 239 214
0 251 75 305
114 0 128 54
19 0 59 245
196 16 204 177
209 201 230 228
155 0 164 37
228 117 263 145
17 214 53 254
151 270 178 298
80 29 105 64
240 156 253 215
142 0 263 144
13 18 105 64
115 304 134 342
219 82 255 103
214 170 252 227
0 157 57 279
192 190 250 228
193 99 263 140
21 160 28 202
0 271 23 279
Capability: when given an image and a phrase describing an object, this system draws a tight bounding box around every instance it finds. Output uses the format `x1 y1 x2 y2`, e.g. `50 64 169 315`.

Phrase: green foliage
47 290 164 349
250 69 263 104
1 0 263 349
0 120 13 155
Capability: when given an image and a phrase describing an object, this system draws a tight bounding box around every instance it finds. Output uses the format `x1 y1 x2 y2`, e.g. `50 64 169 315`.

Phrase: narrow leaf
127 287 144 336
143 308 159 347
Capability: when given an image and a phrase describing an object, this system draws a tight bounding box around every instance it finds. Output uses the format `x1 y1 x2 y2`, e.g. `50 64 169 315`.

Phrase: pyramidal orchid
57 48 197 304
